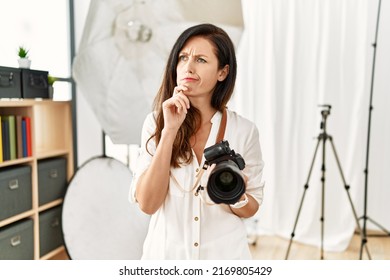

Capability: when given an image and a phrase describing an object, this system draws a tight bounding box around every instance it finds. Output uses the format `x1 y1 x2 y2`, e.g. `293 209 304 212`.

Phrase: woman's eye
197 58 206 63
179 55 188 61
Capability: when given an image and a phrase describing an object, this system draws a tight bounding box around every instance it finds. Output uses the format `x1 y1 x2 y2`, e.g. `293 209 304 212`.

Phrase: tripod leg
365 217 390 235
328 136 372 260
320 133 326 260
285 137 321 259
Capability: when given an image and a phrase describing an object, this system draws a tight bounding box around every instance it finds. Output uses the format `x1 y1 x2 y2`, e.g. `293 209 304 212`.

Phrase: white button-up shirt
129 109 264 259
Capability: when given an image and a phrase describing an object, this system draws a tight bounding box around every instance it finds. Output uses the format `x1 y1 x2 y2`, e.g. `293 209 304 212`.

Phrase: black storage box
0 218 34 260
38 157 67 206
0 66 22 98
0 165 32 221
21 69 49 99
39 206 64 257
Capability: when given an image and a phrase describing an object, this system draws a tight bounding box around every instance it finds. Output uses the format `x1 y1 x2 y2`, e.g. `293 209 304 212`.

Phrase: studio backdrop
231 0 390 252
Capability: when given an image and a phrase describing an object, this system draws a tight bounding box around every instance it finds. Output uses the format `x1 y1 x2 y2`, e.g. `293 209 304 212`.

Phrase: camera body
204 140 245 169
204 140 246 204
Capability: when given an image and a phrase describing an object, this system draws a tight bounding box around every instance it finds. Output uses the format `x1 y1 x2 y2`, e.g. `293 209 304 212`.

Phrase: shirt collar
204 110 224 150
210 110 222 124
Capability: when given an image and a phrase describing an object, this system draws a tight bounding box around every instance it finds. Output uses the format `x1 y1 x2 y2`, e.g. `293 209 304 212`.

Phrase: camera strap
170 108 227 196
195 108 227 200
215 108 227 143
201 108 227 172
171 167 205 193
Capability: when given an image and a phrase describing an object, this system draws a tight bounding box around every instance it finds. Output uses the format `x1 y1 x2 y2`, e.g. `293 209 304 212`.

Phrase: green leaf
18 46 29 58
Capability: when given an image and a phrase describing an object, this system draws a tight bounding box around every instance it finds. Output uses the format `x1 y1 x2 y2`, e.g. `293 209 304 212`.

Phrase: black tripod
285 105 370 260
359 0 390 260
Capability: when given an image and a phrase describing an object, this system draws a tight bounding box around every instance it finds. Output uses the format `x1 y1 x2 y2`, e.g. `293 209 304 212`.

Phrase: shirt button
195 192 199 196
194 217 199 221
194 242 199 247
196 168 199 172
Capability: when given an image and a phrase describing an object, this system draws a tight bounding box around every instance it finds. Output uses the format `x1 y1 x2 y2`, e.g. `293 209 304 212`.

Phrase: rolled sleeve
242 123 265 206
129 112 157 203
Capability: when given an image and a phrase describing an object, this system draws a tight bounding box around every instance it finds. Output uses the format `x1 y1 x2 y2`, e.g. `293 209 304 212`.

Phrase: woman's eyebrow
179 51 209 58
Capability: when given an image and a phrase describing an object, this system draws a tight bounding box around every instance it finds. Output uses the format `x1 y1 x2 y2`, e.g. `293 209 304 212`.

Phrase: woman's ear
217 65 229 81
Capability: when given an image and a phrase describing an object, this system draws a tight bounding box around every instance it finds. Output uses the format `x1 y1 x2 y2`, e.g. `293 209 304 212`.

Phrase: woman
129 23 264 259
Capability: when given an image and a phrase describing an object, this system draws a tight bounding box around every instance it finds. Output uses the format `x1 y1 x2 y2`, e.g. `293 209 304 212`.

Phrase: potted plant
48 75 57 99
17 46 31 69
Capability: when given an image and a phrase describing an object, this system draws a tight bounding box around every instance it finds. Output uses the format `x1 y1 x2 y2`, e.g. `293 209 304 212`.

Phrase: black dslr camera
203 140 246 204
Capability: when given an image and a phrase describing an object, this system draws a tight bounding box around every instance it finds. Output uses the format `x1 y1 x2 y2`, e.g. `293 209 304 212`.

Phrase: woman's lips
182 77 198 82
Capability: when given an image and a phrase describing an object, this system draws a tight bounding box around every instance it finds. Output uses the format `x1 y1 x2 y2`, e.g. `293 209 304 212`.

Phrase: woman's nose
184 60 195 73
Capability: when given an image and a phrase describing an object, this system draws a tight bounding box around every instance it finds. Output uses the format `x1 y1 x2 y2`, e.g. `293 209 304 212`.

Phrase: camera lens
207 160 245 204
215 171 236 192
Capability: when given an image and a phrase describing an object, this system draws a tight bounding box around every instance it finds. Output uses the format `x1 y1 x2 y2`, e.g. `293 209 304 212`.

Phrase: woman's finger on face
179 84 189 92
173 99 187 114
174 85 189 95
176 93 190 109
163 98 181 114
173 85 184 96
176 97 188 114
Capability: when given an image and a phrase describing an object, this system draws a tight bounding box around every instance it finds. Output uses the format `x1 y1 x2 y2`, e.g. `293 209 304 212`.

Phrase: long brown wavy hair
147 23 237 168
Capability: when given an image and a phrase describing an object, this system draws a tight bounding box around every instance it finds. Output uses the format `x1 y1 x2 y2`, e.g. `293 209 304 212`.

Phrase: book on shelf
0 114 32 161
16 115 23 159
22 118 27 158
23 116 32 157
1 118 10 161
3 115 17 160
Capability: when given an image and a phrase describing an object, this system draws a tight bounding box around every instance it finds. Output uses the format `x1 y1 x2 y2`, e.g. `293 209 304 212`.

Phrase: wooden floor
249 233 390 260
51 232 389 260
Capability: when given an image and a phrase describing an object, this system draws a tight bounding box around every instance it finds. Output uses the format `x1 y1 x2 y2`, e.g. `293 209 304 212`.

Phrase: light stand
285 105 370 260
359 0 390 260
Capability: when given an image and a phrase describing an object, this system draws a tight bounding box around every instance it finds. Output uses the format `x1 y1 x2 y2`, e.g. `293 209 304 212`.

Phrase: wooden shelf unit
0 99 74 260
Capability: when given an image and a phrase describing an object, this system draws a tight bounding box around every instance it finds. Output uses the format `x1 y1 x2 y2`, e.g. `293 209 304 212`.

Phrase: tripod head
318 104 332 130
319 104 332 117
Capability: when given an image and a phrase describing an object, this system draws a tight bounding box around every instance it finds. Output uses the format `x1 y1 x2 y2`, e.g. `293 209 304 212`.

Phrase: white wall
364 0 390 231
74 0 103 167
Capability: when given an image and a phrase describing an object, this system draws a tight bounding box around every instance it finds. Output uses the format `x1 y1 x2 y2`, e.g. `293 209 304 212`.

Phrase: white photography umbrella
73 0 244 144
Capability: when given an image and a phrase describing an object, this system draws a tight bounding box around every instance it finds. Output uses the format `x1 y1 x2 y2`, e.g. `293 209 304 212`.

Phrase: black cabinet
0 218 34 260
0 165 32 221
0 66 49 99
